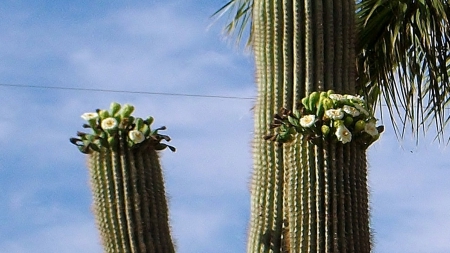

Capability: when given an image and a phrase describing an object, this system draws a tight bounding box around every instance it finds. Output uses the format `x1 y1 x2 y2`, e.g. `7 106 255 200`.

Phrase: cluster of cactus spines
71 102 175 253
250 0 371 252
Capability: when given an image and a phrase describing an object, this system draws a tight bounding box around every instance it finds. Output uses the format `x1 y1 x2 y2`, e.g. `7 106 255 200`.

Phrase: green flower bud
109 102 121 116
309 92 320 111
301 97 310 111
98 110 110 120
140 124 150 136
322 98 333 110
120 104 135 118
134 118 144 130
354 120 366 132
333 120 344 128
344 116 353 127
145 116 154 126
321 125 330 136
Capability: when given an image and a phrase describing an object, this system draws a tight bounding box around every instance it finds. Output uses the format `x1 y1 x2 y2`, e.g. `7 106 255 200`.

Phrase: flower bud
140 124 150 136
98 110 110 120
109 102 121 116
134 118 144 130
145 116 154 126
120 104 135 118
322 98 333 110
354 120 366 132
344 116 353 127
321 125 330 136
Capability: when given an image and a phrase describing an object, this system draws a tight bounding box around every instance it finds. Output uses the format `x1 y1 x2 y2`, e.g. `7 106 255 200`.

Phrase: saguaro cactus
247 1 380 252
71 102 175 253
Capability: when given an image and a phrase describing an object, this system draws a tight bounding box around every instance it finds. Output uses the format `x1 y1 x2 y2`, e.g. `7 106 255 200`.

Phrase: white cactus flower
353 103 370 116
335 124 352 144
343 105 360 117
129 130 145 144
101 117 118 130
364 121 378 137
300 115 316 128
81 112 98 121
329 94 346 101
325 108 344 120
345 94 364 103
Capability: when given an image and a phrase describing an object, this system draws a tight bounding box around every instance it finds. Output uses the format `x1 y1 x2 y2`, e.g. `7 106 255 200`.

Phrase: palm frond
357 0 450 142
211 0 253 48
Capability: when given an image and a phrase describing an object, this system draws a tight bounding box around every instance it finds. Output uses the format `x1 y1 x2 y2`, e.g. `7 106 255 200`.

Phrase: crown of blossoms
266 90 383 147
70 102 175 154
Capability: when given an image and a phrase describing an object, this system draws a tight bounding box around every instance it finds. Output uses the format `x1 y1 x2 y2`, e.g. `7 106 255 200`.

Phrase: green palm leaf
216 0 450 142
357 0 450 142
212 0 253 47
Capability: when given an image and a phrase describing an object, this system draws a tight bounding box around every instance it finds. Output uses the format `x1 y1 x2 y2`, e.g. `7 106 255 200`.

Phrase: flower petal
81 112 98 121
101 117 118 130
335 125 352 144
325 109 344 120
129 130 145 143
300 115 316 127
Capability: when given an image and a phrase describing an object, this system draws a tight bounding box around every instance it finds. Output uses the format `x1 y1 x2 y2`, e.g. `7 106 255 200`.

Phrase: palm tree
215 0 449 252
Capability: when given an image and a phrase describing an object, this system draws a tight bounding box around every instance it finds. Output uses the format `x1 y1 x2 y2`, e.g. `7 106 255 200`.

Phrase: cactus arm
72 103 175 253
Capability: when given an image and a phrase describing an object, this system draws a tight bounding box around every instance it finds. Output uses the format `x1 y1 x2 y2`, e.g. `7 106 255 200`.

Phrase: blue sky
0 1 449 253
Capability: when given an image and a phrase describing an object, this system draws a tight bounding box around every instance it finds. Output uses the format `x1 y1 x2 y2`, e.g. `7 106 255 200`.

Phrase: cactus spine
71 103 175 253
249 0 371 252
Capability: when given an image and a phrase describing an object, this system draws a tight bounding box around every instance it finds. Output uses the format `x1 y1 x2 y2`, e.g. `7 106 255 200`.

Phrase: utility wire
0 83 255 100
1 82 449 110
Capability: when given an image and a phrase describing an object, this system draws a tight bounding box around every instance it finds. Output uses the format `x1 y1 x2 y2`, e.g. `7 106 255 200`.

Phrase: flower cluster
266 90 383 146
70 102 175 154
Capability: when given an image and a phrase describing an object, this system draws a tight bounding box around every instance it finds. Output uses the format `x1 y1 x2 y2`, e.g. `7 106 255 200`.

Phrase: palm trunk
249 0 371 252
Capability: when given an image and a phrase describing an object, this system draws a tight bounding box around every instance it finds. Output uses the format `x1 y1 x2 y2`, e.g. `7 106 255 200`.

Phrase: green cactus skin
72 103 175 253
249 0 371 252
88 135 175 253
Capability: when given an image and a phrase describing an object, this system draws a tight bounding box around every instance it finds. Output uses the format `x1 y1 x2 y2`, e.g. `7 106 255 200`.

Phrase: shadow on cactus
266 90 384 148
70 102 176 253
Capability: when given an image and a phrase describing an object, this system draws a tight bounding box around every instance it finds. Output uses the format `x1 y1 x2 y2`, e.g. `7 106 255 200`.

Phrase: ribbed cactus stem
249 0 370 252
260 141 370 253
87 138 174 253
87 138 175 253
72 103 175 253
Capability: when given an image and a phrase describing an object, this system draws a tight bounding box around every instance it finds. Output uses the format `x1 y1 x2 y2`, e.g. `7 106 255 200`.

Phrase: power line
0 83 255 100
1 82 449 110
